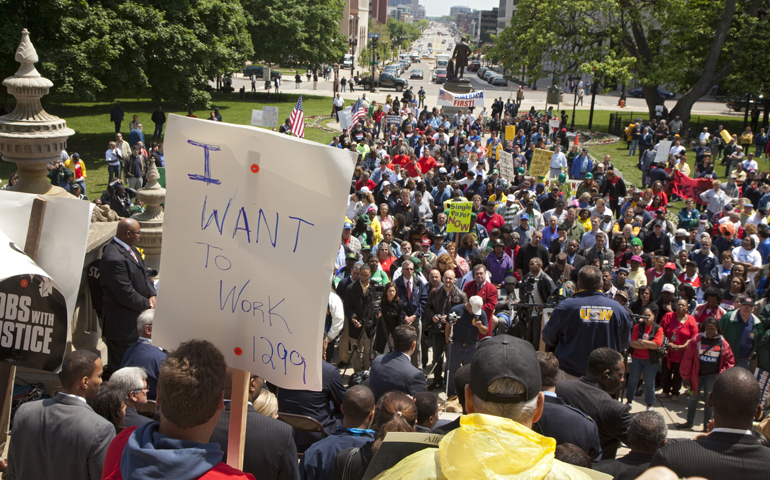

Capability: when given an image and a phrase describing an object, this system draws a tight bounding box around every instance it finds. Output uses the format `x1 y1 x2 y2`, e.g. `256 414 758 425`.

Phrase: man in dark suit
343 265 375 372
565 239 587 282
100 218 156 374
277 360 346 452
120 309 166 400
211 369 298 480
594 411 668 480
533 352 602 461
335 264 360 368
301 386 376 480
395 260 428 367
369 325 427 401
110 366 152 428
7 351 115 480
582 231 614 268
556 348 632 460
650 367 770 477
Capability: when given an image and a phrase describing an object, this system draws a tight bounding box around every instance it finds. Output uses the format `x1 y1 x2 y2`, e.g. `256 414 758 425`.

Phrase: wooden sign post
226 369 250 470
0 197 47 450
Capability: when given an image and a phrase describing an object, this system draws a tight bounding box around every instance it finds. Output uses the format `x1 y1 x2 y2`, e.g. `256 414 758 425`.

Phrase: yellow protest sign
529 148 552 178
505 125 516 141
447 201 473 233
720 129 732 143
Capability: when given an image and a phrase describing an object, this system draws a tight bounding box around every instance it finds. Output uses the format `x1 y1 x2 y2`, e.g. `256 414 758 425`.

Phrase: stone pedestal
0 29 75 198
132 157 166 273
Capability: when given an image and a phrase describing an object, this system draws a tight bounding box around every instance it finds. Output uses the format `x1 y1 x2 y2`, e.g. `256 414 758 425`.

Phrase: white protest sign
548 119 560 132
339 107 353 131
250 109 263 127
154 115 357 390
655 140 672 165
0 191 92 357
497 150 515 182
262 107 279 128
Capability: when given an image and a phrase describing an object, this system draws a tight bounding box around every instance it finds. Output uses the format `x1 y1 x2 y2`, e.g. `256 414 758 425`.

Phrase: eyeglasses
132 387 149 394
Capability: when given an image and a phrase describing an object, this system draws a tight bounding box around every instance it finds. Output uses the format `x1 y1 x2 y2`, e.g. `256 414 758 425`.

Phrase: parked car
243 65 281 80
628 87 676 100
483 70 497 82
727 99 765 112
491 76 508 87
468 61 481 72
359 73 408 91
410 69 424 79
478 67 488 78
383 66 400 77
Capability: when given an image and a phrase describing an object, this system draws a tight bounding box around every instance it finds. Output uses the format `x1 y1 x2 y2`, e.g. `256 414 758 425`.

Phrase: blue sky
421 0 499 17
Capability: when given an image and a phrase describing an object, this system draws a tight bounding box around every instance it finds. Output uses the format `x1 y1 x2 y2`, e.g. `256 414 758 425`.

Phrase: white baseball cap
469 296 484 315
662 284 676 294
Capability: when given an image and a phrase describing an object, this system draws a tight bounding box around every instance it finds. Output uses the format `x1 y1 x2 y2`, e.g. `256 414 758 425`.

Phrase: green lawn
0 93 341 195
0 94 739 200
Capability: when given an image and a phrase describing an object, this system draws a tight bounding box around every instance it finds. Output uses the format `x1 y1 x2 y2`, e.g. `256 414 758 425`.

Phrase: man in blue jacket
542 265 632 379
368 325 427 401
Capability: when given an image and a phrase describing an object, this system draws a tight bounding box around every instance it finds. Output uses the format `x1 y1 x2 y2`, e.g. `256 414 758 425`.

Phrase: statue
447 59 456 80
451 37 472 78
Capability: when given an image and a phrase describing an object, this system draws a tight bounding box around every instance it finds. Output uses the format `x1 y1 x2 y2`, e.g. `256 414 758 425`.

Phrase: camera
446 312 459 324
416 252 426 259
516 277 537 293
362 282 386 335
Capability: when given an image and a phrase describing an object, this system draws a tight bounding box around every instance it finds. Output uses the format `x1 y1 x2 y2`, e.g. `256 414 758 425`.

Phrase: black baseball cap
470 335 540 404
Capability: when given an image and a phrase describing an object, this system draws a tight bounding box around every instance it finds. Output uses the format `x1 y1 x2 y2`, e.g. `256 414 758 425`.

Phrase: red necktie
407 280 412 300
129 249 139 263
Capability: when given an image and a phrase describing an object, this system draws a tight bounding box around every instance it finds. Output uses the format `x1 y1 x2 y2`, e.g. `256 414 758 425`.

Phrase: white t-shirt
731 246 762 283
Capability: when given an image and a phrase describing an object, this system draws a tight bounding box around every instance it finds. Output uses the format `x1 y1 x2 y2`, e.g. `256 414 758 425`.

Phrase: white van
343 54 353 68
436 54 449 70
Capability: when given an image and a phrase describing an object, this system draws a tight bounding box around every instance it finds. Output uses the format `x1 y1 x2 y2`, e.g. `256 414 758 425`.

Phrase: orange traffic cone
574 134 579 147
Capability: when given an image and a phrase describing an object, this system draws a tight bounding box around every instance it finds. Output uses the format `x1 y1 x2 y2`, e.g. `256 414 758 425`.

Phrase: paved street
231 28 742 119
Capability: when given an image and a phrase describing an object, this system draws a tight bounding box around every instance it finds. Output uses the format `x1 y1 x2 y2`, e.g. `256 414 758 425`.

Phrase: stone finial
14 29 40 78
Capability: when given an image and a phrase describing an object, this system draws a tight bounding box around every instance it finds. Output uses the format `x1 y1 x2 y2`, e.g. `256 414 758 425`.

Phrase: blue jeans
108 163 121 183
629 139 638 156
626 358 659 406
686 374 716 424
75 178 86 194
153 123 163 138
447 341 476 396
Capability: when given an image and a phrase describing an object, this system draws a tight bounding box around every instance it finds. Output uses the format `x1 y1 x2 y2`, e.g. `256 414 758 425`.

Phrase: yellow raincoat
374 413 591 480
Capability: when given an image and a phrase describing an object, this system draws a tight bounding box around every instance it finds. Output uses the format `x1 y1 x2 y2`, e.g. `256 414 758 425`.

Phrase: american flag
351 98 367 125
290 95 304 138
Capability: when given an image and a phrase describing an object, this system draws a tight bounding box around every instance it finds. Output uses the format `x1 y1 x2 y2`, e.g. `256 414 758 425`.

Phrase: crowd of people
5 87 770 479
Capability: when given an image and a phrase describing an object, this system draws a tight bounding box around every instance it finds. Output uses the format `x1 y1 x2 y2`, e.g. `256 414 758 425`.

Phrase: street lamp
349 37 357 78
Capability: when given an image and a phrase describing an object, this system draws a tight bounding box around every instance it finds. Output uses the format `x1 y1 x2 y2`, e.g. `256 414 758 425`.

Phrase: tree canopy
0 0 349 106
491 0 767 128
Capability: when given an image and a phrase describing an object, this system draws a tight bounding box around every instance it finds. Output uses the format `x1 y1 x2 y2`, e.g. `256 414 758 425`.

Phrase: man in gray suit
7 350 115 479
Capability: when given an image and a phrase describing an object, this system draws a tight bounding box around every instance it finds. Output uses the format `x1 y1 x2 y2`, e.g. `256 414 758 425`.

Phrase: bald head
116 218 141 247
712 367 762 429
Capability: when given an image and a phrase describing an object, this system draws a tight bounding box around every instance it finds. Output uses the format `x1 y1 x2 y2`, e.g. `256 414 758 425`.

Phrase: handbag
340 447 360 480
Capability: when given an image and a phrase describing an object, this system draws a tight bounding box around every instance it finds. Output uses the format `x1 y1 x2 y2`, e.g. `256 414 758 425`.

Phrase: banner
548 119 560 132
339 107 353 131
437 89 485 108
447 201 473 233
386 115 401 127
669 170 713 205
154 115 357 390
497 151 515 182
720 129 732 143
529 148 552 178
262 107 279 128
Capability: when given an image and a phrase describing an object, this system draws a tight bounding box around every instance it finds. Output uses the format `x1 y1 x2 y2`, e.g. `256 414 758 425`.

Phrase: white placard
262 107 279 128
339 107 353 131
548 119 560 132
250 109 263 127
497 150 514 182
0 191 93 352
655 140 672 165
154 115 357 390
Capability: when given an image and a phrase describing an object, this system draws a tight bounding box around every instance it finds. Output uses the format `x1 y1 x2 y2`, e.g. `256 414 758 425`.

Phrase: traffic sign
368 33 380 39
369 62 379 65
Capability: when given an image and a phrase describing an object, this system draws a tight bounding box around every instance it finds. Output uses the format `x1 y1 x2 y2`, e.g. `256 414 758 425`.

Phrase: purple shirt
486 251 514 285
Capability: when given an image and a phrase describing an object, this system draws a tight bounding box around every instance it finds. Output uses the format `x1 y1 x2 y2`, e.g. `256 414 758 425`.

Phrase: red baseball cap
420 237 432 246
664 262 677 270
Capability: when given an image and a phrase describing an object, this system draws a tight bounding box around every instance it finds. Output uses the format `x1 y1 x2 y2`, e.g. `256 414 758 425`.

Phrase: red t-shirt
418 156 437 173
631 323 664 360
660 312 699 364
393 154 410 167
477 212 505 232
678 273 701 288
405 163 423 178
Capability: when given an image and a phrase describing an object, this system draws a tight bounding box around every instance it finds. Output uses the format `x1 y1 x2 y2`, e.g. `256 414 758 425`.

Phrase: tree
417 19 430 31
492 0 766 133
242 0 347 69
0 0 253 107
